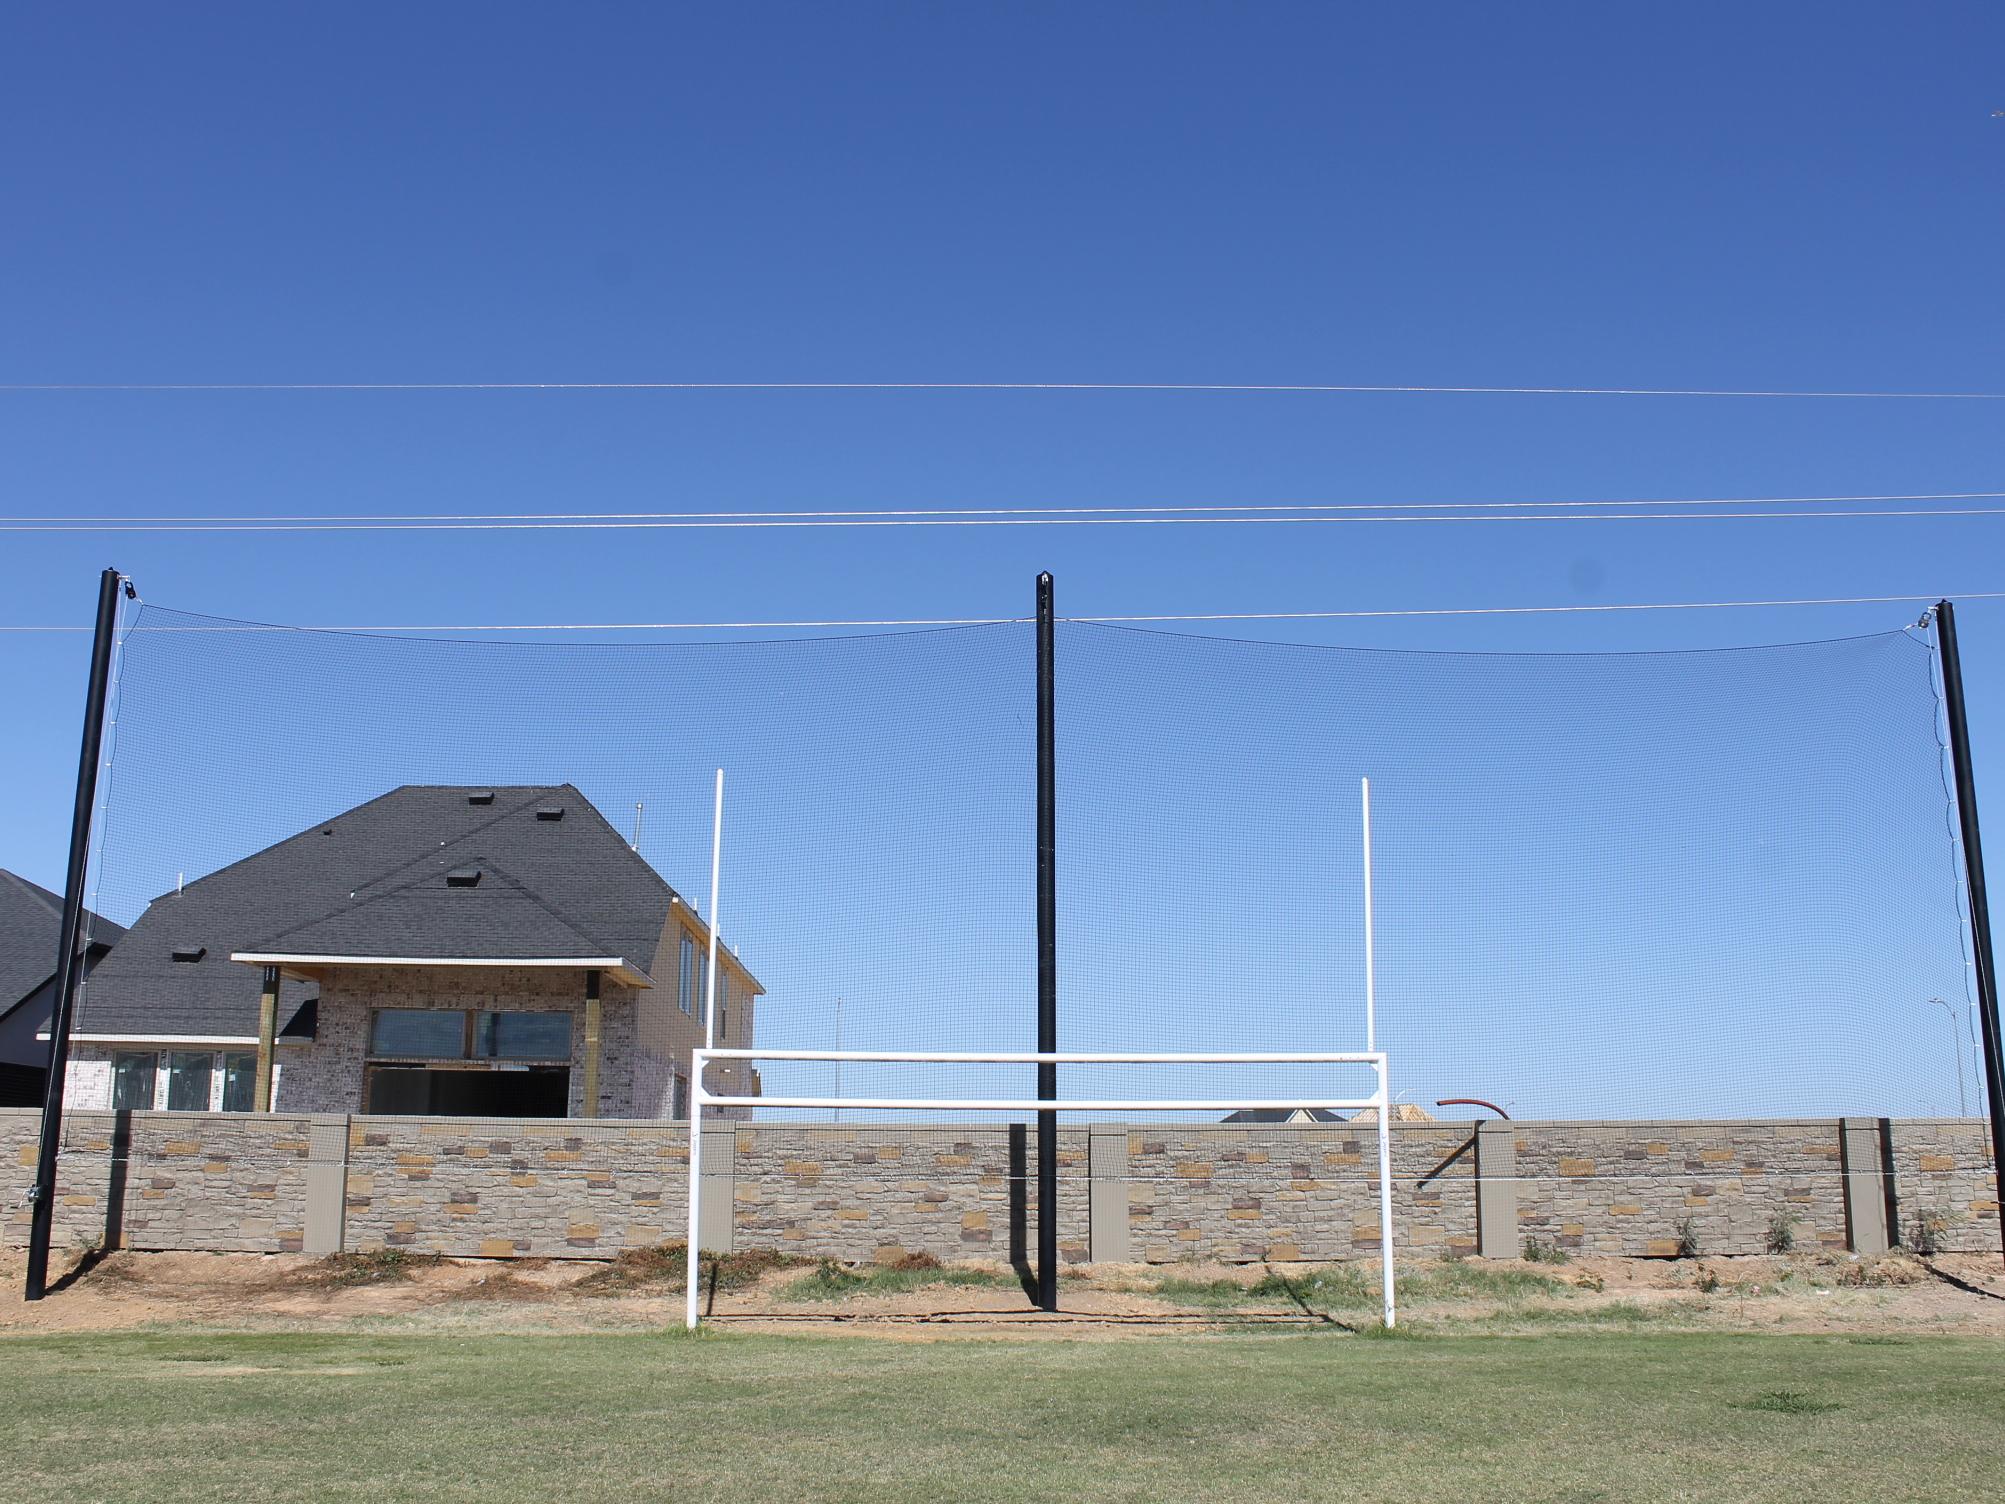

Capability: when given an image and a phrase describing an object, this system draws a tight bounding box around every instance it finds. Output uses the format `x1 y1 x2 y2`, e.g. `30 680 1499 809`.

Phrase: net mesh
66 602 1976 1130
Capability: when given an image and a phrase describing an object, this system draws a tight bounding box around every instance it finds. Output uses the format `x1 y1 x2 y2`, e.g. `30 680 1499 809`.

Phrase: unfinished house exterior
56 785 761 1119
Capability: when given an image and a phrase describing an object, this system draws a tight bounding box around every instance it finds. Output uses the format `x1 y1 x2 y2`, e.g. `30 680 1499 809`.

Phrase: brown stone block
396 1153 436 1168
837 1208 869 1221
1611 1204 1641 1216
1644 1238 1681 1257
479 1238 516 1258
961 1212 989 1230
392 1220 417 1235
1227 1208 1261 1221
1267 1242 1303 1261
1322 1153 1361 1168
161 1140 202 1156
566 1223 600 1239
936 1155 971 1167
1558 1158 1595 1177
1176 1161 1214 1178
1177 1228 1200 1241
544 1150 582 1164
61 1195 96 1208
1699 1150 1735 1164
783 1160 822 1176
202 1162 231 1175
510 1174 539 1187
1918 1155 1956 1173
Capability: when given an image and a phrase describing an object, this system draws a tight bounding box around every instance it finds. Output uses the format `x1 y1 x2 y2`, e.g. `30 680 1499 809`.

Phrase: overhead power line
4 380 2005 399
3 591 1998 634
9 491 2003 527
6 492 2005 533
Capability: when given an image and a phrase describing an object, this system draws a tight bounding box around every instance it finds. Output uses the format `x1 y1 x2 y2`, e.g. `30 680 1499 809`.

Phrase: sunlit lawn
1 1327 1999 1503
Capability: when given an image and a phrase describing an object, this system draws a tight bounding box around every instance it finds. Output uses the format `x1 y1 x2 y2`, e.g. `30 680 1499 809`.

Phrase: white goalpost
682 773 1396 1330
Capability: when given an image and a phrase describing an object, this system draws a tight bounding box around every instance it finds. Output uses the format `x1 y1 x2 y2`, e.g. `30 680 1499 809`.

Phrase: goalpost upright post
1363 776 1396 1325
684 768 726 1331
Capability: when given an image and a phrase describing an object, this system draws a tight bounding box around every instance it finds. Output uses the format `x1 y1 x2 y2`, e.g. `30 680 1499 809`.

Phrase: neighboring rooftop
0 868 125 1012
72 785 695 1040
1219 1107 1347 1124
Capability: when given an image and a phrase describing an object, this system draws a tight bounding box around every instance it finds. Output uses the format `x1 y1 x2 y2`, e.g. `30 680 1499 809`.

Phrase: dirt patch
2 1245 2001 1341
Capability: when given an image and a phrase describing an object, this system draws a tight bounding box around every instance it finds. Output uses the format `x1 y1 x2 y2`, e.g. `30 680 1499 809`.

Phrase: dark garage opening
364 1065 570 1117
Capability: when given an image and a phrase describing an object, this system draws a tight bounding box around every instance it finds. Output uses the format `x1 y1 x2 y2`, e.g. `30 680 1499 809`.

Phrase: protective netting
68 602 1976 1127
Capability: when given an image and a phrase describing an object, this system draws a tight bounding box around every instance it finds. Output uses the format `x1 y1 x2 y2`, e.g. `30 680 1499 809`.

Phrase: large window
111 1051 156 1111
715 970 729 1040
476 1010 572 1060
165 1051 214 1111
220 1053 258 1113
369 1009 469 1059
679 935 696 1014
671 1073 689 1121
369 1008 572 1062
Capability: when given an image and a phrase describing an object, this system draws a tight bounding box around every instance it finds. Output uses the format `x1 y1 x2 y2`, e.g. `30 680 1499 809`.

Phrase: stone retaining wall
4 1109 1997 1262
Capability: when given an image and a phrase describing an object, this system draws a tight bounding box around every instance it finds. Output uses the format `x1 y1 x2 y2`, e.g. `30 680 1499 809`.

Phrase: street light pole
1926 997 1969 1118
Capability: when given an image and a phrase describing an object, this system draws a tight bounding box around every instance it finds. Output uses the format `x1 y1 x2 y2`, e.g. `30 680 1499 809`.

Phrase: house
56 785 762 1119
0 870 125 1107
1220 1107 1346 1124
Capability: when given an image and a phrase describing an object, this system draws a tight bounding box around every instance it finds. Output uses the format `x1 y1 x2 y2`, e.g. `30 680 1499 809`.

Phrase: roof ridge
248 853 613 956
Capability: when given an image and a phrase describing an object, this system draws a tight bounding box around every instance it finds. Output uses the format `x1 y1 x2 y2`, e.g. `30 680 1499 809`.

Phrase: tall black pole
1934 599 2005 1268
1035 572 1059 1311
25 567 124 1301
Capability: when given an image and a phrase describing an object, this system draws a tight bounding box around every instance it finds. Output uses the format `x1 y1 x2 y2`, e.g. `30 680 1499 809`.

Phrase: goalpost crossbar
685 1047 1398 1330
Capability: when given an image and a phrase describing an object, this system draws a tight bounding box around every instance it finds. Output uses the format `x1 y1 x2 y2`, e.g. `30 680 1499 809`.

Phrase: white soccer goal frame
685 1046 1398 1330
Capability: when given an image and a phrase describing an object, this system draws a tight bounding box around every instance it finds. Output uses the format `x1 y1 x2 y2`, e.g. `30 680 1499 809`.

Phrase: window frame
110 1050 159 1112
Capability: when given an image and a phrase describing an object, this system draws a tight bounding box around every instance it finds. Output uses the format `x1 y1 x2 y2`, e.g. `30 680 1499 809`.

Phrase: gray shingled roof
0 869 124 1015
73 785 683 1041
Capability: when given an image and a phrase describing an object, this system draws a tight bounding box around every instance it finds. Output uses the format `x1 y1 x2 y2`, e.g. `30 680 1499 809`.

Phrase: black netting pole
25 567 124 1301
1036 572 1058 1311
1934 599 2005 1267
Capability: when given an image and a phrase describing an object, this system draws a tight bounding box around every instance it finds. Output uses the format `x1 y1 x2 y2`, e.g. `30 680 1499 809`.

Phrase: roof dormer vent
446 867 483 887
467 791 496 805
171 945 206 963
535 805 565 822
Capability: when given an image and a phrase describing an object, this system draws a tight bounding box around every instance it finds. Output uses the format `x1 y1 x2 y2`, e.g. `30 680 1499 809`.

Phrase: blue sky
2 3 2001 1117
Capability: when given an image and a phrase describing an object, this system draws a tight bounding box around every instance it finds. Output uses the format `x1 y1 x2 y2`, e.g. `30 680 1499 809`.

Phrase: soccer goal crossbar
685 1047 1398 1329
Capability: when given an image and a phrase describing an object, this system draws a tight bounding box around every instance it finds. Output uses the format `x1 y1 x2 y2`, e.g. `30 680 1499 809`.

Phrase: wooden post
581 969 603 1120
254 965 279 1111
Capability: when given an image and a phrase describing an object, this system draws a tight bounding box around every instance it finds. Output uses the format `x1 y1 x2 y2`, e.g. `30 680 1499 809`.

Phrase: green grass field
0 1329 1999 1503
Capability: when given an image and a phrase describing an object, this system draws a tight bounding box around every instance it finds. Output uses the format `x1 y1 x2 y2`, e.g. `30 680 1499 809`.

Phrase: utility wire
8 505 2005 534
6 591 2000 634
5 380 2005 399
9 490 2003 527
